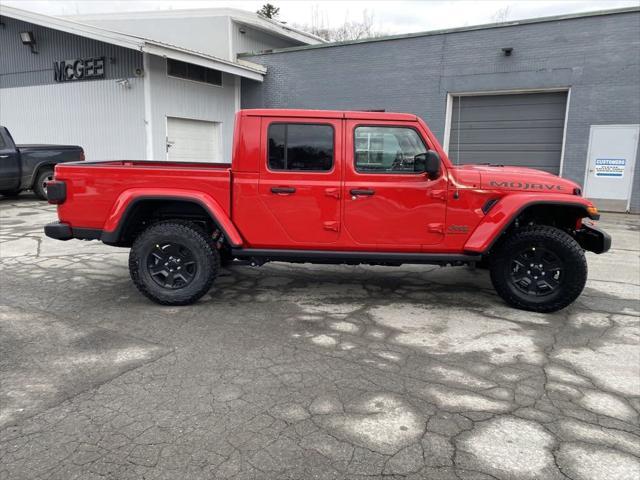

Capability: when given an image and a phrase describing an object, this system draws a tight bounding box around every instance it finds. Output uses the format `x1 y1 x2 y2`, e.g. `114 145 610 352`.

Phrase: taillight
47 180 66 204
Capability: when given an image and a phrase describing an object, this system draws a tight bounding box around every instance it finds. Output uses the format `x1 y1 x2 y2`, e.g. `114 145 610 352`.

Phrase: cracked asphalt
0 195 639 480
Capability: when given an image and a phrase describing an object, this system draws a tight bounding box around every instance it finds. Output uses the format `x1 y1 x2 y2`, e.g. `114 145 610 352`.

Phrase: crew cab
0 126 84 200
44 110 610 312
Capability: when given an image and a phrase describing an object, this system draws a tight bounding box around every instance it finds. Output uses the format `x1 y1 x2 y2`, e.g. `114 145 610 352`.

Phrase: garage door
166 117 221 162
448 92 568 173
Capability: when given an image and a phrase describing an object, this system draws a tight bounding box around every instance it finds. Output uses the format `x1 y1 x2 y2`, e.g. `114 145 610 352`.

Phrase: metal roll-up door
448 92 568 173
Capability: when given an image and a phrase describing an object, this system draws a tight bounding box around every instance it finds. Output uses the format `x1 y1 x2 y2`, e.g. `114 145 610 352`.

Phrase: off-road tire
129 221 219 305
489 225 587 313
33 168 54 200
219 246 234 267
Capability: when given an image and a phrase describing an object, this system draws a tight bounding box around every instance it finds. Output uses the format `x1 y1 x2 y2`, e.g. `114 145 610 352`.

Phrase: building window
354 126 427 173
167 59 222 86
268 123 334 171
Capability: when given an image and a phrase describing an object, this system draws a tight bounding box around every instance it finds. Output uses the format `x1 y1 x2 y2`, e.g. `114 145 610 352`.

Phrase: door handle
0 155 9 159
350 189 375 196
271 187 296 194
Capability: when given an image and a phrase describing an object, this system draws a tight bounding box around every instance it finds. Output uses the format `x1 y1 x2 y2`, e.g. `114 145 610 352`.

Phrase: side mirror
414 150 441 178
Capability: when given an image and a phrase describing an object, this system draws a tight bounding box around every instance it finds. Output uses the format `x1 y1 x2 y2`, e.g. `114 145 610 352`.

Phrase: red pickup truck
45 109 610 312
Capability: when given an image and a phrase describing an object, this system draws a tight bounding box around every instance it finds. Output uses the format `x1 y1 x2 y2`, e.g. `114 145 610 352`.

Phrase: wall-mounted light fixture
20 31 38 54
238 27 246 34
501 47 513 56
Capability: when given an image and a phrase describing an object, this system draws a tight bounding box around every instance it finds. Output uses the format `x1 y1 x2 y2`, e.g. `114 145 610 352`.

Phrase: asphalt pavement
1 194 638 480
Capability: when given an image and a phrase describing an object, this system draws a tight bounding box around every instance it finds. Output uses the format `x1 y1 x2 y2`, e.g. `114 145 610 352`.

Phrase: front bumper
576 223 611 254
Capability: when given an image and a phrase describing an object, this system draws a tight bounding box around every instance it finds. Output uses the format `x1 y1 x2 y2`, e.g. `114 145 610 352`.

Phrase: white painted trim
443 87 571 171
143 53 154 160
165 115 169 161
558 87 572 177
582 124 640 212
450 86 569 97
442 93 453 154
234 76 241 113
228 17 235 61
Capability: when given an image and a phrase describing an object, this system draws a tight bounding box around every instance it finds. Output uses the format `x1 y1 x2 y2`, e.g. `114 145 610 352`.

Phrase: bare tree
491 6 511 23
294 8 386 42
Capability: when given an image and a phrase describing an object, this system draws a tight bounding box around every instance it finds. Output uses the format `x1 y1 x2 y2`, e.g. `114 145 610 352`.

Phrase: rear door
0 129 20 192
258 118 342 246
343 121 447 248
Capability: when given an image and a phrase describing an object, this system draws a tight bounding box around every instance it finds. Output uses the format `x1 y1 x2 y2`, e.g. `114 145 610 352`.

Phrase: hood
453 164 581 194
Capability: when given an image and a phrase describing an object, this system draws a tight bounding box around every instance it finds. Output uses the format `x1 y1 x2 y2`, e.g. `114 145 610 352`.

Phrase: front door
343 121 447 248
258 118 342 247
584 124 639 212
0 133 20 192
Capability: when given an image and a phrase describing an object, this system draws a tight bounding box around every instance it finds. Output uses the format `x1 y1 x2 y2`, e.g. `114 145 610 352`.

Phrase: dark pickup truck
0 126 84 200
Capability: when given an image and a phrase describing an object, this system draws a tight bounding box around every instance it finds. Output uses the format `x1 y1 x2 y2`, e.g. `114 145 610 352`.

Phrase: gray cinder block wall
241 9 640 213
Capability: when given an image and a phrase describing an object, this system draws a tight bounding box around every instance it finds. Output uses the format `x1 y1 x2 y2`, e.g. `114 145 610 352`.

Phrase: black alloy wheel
147 242 198 289
490 225 587 312
509 245 563 297
129 221 219 305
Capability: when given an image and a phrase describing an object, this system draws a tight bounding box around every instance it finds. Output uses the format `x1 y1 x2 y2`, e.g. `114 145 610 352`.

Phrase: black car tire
490 225 587 313
33 168 54 200
129 221 219 305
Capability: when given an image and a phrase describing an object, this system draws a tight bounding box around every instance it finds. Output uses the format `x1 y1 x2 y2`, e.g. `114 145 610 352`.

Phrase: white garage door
166 117 221 162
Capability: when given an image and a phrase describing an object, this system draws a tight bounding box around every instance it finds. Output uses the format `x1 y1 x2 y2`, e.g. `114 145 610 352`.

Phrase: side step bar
231 248 481 266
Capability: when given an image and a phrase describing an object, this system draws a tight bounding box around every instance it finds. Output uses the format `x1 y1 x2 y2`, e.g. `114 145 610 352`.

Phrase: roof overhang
0 5 266 81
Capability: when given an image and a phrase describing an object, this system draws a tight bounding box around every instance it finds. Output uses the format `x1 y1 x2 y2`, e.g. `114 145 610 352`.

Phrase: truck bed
55 160 232 231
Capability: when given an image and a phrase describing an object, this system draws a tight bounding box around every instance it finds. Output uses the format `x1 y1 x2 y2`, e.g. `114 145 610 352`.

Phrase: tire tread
490 225 587 312
129 220 219 305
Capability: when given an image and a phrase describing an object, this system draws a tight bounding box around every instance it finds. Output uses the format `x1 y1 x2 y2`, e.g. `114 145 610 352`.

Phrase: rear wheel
129 221 219 305
489 225 587 312
33 168 54 200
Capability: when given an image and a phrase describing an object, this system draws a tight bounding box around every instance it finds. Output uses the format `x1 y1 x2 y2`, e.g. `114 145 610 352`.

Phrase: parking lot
0 195 639 480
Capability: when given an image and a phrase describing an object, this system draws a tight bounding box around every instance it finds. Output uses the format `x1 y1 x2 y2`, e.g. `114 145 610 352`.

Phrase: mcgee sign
54 57 105 82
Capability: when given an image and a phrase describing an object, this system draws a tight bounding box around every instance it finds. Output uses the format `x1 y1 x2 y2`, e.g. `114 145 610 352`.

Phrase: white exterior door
166 117 221 162
584 125 639 211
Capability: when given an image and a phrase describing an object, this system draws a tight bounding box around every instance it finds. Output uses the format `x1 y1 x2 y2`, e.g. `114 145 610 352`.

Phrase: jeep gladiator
44 109 610 312
0 126 84 199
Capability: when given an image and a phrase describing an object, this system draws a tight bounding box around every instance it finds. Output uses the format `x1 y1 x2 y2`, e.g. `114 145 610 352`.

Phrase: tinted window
167 59 222 86
0 134 5 149
268 124 334 171
354 126 427 173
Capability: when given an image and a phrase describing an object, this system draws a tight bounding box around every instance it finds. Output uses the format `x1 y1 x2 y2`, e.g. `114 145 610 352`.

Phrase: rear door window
268 123 334 172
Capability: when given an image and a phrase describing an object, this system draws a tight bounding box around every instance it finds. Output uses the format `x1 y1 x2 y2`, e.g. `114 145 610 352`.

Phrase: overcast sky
2 0 638 34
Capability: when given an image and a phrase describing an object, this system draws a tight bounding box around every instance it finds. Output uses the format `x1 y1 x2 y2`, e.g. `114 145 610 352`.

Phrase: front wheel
129 221 219 305
489 225 587 312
